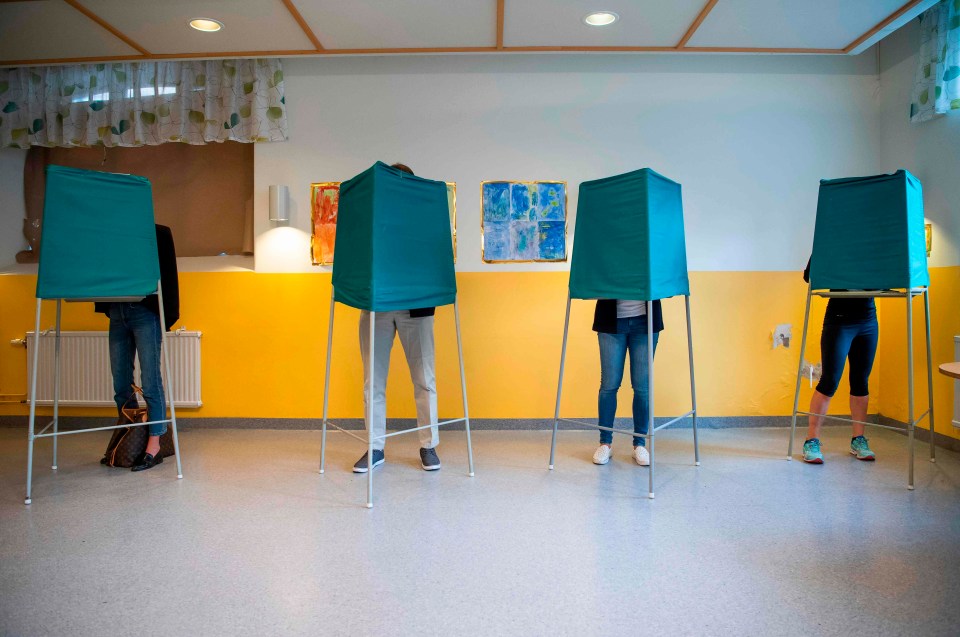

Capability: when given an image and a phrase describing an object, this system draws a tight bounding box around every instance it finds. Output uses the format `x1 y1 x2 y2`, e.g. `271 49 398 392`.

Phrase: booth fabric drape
910 0 960 123
0 59 287 148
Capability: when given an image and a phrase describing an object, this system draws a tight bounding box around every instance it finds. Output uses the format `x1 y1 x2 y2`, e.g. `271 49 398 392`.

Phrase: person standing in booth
95 224 180 472
591 299 663 466
352 163 442 474
801 258 878 464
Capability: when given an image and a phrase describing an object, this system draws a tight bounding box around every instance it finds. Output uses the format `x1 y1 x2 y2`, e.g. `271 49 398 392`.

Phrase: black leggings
816 319 878 398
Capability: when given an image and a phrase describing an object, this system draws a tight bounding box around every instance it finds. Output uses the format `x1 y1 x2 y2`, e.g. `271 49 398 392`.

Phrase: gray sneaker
420 447 441 471
353 449 385 473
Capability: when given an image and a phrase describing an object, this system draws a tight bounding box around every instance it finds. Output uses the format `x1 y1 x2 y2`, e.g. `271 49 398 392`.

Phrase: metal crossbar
33 419 174 439
788 284 935 490
549 294 700 499
324 417 468 442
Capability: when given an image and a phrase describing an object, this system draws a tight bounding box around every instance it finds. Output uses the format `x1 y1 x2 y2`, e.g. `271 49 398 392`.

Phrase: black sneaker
353 449 385 473
420 447 441 471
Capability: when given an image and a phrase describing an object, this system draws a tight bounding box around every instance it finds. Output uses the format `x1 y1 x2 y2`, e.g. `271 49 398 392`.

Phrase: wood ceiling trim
62 0 150 55
281 0 324 51
496 0 504 49
843 0 926 53
676 0 720 49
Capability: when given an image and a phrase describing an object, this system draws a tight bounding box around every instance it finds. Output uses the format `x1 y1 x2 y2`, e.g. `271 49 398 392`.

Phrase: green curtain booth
810 170 929 290
332 162 457 311
569 168 690 301
36 165 160 300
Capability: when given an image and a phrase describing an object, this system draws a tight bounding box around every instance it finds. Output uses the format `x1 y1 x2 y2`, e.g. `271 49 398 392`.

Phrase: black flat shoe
131 452 163 472
100 456 108 465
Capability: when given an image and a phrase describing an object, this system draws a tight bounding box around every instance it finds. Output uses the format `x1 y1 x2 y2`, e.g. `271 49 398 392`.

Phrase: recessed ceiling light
189 18 223 32
583 11 619 27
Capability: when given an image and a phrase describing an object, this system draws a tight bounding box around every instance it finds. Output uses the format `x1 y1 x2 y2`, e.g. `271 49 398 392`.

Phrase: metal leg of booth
788 285 814 461
923 289 936 463
25 299 42 505
319 287 336 475
366 312 376 508
647 302 655 500
454 299 475 477
907 293 915 490
157 281 183 480
685 295 700 466
548 295 572 470
51 300 62 470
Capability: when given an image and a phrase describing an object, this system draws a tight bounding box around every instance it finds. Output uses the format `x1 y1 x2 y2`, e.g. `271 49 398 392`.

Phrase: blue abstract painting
482 181 567 262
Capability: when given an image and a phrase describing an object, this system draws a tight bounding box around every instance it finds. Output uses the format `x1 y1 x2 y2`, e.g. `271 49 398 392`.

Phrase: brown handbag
102 385 176 468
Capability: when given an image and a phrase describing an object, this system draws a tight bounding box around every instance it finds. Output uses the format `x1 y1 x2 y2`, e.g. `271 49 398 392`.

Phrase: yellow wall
1 270 881 422
877 267 960 439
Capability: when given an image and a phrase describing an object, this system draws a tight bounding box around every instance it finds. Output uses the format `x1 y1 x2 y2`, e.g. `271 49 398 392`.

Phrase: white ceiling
0 0 938 64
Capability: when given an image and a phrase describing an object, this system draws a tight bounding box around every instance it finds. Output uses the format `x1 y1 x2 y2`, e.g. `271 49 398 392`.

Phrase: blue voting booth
788 170 935 488
321 162 473 507
551 168 699 499
25 166 182 505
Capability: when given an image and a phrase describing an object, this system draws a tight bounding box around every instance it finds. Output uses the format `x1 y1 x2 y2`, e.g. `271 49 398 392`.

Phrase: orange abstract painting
310 182 339 265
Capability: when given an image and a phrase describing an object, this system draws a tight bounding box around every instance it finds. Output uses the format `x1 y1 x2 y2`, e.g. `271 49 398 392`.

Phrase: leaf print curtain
910 0 960 123
0 58 287 148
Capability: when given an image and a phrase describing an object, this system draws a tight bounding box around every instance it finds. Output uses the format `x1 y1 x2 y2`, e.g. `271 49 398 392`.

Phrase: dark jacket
802 257 875 325
409 307 435 318
95 224 180 331
592 299 664 334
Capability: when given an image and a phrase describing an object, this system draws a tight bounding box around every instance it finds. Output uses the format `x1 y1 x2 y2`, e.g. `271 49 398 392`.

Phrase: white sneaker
633 446 650 466
592 445 612 465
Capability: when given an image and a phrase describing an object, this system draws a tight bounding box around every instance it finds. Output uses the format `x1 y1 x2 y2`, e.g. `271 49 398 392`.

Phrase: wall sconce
269 185 289 223
925 222 932 257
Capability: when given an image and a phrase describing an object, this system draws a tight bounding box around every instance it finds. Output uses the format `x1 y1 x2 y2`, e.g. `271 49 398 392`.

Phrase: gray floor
1 426 959 637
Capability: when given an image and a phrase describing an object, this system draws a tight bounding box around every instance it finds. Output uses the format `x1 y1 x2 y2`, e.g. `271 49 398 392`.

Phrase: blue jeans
108 303 167 436
816 319 878 398
598 317 659 447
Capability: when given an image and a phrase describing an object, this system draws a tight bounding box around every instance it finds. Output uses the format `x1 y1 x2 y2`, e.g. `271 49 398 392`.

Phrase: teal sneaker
850 436 876 461
802 438 824 464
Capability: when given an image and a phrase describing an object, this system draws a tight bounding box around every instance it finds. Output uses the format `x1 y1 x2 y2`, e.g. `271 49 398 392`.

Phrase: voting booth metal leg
685 295 700 466
787 285 814 461
454 299 475 477
907 293 916 490
548 295 572 470
51 300 62 470
157 282 183 480
319 287 336 475
24 299 43 505
923 290 936 464
366 312 376 508
647 303 655 499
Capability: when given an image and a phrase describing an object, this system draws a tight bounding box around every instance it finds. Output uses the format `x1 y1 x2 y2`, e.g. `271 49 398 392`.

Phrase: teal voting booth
25 166 183 505
319 163 473 507
788 170 935 489
551 168 699 499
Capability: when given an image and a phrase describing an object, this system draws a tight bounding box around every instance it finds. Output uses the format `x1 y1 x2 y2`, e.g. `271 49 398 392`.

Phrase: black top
95 224 180 331
592 299 664 334
409 307 435 318
803 258 875 325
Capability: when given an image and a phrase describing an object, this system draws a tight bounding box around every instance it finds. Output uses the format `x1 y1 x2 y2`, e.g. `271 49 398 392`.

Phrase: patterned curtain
0 58 287 148
910 0 960 123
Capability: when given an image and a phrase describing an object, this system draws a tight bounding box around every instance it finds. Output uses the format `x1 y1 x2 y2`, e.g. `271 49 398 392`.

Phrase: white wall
0 148 27 269
878 19 960 268
255 52 882 273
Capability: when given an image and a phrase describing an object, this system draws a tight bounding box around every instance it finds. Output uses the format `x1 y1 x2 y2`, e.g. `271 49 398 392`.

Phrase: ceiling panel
293 0 496 49
688 0 908 49
503 0 706 47
0 0 140 61
81 0 316 54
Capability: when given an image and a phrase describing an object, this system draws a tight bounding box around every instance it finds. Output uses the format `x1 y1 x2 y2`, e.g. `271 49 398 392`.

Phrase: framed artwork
311 180 457 266
310 182 339 266
480 180 567 263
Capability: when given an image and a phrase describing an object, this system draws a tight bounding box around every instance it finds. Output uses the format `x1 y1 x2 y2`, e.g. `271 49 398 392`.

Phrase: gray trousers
359 311 439 452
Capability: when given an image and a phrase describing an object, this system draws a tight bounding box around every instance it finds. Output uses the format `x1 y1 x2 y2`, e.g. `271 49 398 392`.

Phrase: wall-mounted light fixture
269 185 289 223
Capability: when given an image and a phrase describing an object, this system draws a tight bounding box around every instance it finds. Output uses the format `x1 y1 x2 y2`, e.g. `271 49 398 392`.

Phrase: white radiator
25 330 202 407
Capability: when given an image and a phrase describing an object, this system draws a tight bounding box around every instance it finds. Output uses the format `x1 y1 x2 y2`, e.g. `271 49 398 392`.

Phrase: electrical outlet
800 360 822 384
773 324 792 349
